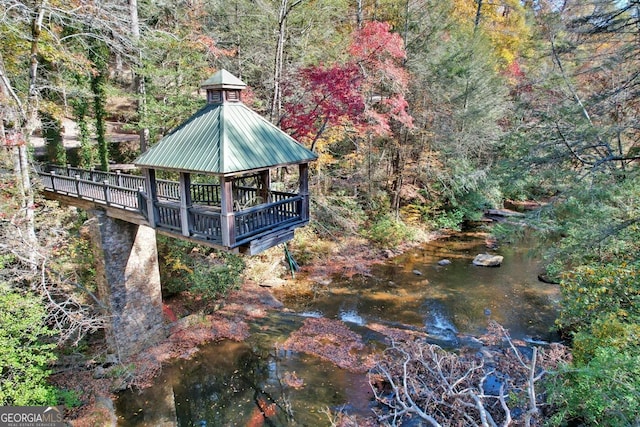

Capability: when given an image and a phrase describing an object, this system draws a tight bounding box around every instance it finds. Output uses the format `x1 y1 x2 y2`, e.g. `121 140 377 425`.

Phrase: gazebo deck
36 164 307 254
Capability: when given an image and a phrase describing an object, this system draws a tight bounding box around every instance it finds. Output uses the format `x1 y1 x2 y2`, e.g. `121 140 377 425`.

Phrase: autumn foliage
281 21 413 147
282 317 374 373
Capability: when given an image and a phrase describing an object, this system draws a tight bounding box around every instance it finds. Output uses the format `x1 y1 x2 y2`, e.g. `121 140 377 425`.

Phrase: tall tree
129 0 150 153
401 0 511 223
280 20 412 216
89 40 110 171
498 0 640 268
270 0 304 123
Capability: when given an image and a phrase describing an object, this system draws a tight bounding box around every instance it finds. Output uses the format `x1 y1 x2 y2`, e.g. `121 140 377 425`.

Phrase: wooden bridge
36 164 309 255
29 70 318 359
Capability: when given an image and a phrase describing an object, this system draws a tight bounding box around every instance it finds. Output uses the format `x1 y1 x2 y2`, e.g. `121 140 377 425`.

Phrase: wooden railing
156 179 180 200
190 206 223 241
153 201 182 232
191 182 221 205
36 165 142 210
35 164 304 248
235 196 302 243
44 164 147 191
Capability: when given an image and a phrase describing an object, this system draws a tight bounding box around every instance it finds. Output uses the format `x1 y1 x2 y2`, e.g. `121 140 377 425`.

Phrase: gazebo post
220 175 236 247
143 168 157 227
259 169 271 203
299 163 310 222
179 172 192 237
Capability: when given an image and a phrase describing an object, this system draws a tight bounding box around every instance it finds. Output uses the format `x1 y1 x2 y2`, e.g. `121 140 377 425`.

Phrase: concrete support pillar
89 209 166 360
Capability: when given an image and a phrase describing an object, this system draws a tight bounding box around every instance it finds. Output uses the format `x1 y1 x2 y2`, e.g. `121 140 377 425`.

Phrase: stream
116 231 561 426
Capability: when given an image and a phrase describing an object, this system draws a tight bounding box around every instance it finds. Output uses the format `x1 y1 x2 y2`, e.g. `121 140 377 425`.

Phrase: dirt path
30 118 138 160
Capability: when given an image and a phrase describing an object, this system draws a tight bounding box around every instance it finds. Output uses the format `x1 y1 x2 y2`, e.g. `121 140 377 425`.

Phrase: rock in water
472 254 504 267
437 259 451 266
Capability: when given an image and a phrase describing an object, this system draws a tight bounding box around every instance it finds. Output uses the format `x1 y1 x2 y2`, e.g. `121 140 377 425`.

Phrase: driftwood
368 321 571 426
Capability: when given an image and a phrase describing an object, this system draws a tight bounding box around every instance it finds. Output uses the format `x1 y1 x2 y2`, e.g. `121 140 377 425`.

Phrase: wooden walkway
35 165 306 254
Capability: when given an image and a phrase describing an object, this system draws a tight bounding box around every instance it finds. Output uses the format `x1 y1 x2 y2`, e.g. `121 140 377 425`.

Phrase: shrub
311 192 367 237
546 346 640 427
556 261 640 333
571 315 640 364
546 260 640 426
158 236 194 295
158 236 245 301
0 287 58 405
289 228 335 266
363 214 413 247
433 208 465 230
189 251 245 301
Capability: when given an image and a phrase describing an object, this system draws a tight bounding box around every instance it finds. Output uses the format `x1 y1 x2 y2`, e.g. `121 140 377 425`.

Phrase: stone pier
88 209 166 360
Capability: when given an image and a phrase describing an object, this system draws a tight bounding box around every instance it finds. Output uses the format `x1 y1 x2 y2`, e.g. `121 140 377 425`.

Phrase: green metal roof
135 72 317 175
201 69 247 90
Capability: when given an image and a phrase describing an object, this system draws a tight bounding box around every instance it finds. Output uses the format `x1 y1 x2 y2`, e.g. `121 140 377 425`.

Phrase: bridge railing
154 201 182 232
36 165 142 210
36 164 306 249
138 191 149 218
39 164 147 191
235 195 303 243
191 183 221 206
189 206 223 243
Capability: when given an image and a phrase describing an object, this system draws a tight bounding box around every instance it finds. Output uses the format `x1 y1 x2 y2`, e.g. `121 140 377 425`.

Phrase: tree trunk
270 0 288 124
11 143 38 264
20 1 45 260
474 0 483 29
27 0 46 136
92 70 108 171
390 135 407 219
129 0 150 153
270 0 304 124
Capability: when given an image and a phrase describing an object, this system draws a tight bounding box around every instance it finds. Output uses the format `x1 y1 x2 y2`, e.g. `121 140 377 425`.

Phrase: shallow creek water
116 232 561 426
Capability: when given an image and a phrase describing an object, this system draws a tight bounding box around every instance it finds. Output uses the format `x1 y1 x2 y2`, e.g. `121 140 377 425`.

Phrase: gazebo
135 70 317 255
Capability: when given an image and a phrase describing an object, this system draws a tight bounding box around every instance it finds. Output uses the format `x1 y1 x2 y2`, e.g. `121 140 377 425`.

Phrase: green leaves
557 261 640 332
546 345 640 427
0 288 58 406
157 237 245 301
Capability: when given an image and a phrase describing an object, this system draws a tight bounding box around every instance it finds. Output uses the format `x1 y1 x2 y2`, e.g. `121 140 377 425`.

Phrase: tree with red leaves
280 21 412 151
350 21 413 133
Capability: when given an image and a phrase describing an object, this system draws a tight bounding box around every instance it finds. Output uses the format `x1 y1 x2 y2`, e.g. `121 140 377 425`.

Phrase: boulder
437 259 452 266
472 254 504 267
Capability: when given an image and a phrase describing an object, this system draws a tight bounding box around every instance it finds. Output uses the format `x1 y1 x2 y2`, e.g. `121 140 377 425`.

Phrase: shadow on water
116 231 561 426
117 314 374 426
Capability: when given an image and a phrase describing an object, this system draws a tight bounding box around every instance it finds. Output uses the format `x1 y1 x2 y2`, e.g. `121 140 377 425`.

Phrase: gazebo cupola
134 69 317 255
201 68 246 104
